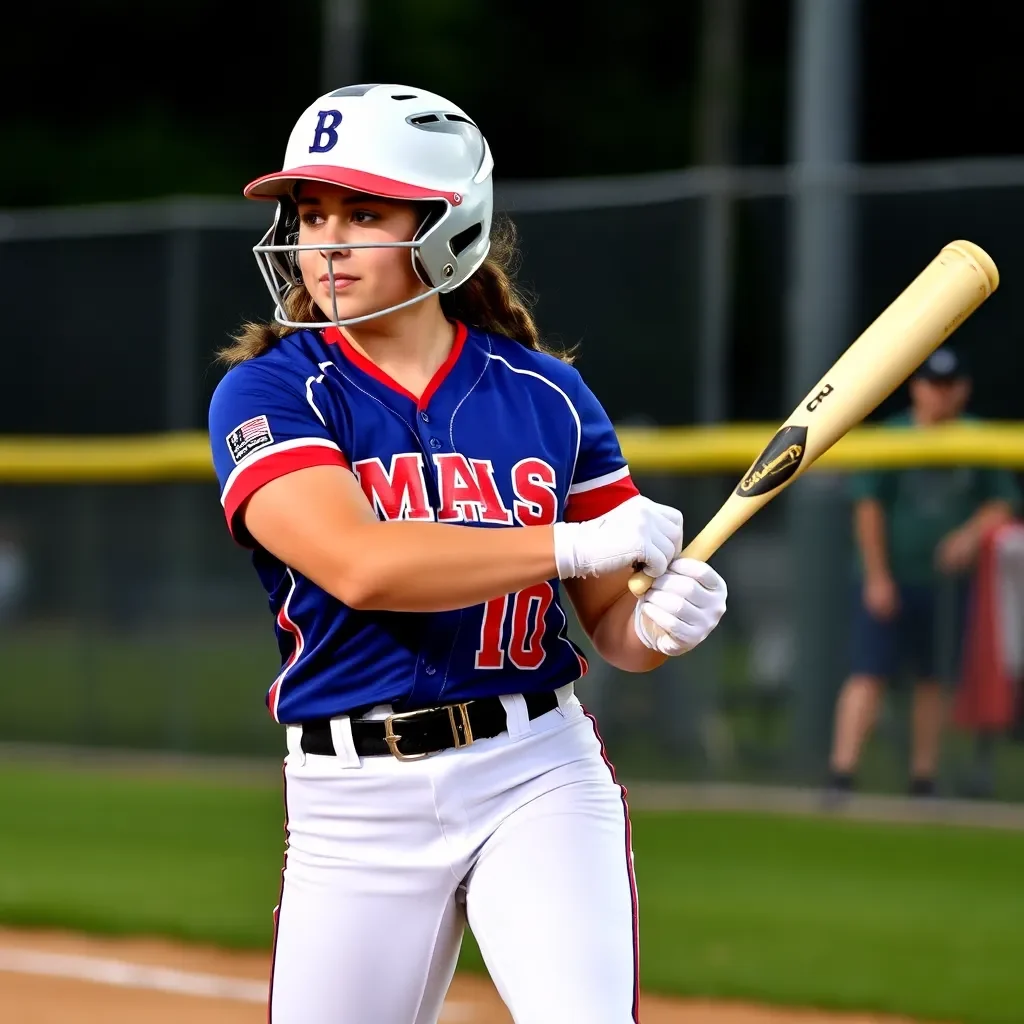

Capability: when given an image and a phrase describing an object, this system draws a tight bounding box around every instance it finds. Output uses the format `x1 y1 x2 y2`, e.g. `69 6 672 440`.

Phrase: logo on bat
806 383 834 412
736 425 808 496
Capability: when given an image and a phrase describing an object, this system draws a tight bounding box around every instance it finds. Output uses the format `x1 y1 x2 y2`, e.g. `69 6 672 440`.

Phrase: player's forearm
334 521 558 612
855 500 890 579
588 591 667 673
244 470 681 614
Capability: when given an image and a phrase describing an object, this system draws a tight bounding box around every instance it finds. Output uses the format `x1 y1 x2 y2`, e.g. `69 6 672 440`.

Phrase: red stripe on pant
268 762 289 1023
584 708 641 1023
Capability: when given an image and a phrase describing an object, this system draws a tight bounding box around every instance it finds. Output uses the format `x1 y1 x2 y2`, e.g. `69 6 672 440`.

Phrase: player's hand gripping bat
628 239 1000 598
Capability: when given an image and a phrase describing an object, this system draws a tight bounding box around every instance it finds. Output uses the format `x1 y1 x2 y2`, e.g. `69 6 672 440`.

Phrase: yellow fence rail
0 422 1023 483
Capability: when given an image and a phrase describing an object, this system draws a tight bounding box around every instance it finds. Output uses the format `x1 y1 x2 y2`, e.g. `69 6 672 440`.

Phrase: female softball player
208 83 728 1024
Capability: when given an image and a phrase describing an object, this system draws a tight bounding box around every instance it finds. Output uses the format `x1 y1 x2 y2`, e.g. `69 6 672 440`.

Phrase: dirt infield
0 927 944 1024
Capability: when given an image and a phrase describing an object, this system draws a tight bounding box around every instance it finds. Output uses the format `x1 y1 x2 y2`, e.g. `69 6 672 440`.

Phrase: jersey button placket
428 436 442 450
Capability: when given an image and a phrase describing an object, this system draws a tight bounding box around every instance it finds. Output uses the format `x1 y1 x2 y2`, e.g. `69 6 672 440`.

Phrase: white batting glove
552 494 683 580
634 557 728 656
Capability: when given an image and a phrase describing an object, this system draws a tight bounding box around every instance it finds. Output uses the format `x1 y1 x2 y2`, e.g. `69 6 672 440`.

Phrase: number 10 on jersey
475 583 554 670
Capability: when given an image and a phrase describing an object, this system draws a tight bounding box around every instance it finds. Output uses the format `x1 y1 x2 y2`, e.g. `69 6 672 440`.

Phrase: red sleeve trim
223 446 349 543
563 476 640 522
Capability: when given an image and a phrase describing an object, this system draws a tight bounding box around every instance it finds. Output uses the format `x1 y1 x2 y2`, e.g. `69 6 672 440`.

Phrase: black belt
300 691 560 762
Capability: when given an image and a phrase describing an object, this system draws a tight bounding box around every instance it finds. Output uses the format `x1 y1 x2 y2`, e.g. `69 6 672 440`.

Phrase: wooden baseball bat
627 239 1000 598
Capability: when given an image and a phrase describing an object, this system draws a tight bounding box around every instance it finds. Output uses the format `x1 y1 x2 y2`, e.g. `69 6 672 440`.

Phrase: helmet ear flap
411 199 471 288
411 200 447 288
411 253 433 289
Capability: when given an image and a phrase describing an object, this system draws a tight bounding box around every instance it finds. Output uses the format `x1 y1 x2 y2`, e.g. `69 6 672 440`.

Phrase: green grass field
1 763 1023 1023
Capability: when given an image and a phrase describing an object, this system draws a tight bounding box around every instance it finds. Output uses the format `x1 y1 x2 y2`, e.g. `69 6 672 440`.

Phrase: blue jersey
208 322 639 723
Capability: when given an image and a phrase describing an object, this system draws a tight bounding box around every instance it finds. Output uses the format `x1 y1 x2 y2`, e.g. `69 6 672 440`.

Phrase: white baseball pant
268 684 640 1023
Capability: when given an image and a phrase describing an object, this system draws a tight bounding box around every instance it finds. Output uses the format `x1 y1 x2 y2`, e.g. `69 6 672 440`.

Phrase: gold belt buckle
382 709 433 762
382 703 475 761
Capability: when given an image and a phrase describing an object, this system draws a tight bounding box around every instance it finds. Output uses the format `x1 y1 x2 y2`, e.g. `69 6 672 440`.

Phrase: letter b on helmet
309 110 343 153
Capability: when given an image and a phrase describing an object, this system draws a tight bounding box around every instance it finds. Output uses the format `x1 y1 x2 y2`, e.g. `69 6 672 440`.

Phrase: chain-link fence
4 160 1024 435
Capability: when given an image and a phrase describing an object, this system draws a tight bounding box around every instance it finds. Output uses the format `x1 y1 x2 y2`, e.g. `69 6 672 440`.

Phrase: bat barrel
626 239 1000 599
946 240 999 294
800 239 999 452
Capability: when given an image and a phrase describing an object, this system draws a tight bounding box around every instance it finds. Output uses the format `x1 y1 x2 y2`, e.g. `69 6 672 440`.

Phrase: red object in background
954 521 1024 731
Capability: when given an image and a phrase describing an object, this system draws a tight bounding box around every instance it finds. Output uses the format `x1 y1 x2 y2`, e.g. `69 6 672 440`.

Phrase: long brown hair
217 214 573 367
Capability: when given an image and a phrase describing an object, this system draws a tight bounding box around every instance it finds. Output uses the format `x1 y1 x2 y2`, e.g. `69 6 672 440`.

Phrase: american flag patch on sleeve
226 415 274 464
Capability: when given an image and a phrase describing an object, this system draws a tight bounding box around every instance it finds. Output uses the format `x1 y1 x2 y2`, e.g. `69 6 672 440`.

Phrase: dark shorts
849 580 970 683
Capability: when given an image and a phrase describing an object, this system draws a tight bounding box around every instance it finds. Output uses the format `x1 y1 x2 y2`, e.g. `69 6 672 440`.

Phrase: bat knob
628 571 654 597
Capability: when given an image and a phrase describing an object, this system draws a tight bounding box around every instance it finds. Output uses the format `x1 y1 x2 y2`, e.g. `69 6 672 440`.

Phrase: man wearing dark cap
826 347 1021 798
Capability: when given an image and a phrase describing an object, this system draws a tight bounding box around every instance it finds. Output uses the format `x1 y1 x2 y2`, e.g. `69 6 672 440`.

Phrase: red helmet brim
243 165 462 206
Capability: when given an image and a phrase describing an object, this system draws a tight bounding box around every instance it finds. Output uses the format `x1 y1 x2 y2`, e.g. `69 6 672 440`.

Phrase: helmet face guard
244 84 494 330
252 197 470 329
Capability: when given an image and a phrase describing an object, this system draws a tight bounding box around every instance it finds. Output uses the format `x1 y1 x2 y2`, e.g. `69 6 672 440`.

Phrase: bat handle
626 525 726 598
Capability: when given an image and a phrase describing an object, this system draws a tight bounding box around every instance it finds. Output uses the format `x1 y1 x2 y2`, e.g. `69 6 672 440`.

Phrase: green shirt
849 412 1022 584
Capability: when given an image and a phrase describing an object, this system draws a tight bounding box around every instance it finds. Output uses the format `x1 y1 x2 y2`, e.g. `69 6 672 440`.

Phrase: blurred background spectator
827 348 1021 799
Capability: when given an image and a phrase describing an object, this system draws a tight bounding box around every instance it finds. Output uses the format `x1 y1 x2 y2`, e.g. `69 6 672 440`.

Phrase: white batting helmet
244 83 494 328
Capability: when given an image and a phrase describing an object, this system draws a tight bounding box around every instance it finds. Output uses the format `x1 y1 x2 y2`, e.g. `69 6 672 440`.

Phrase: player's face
294 184 425 323
909 376 970 423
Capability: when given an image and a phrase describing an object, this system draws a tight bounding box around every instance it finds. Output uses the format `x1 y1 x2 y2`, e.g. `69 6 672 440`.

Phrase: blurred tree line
2 0 1021 209
2 0 783 207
